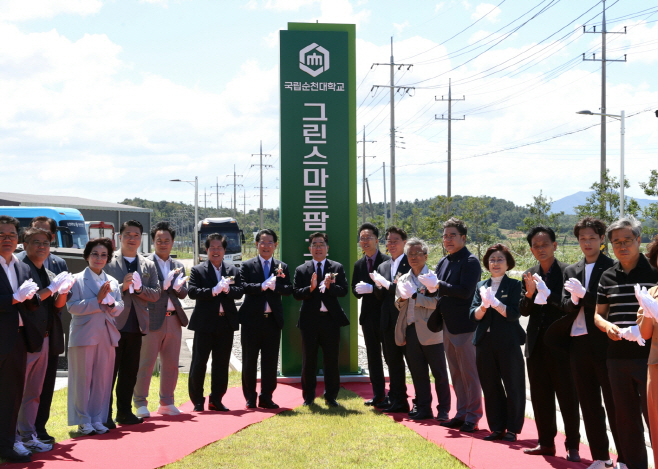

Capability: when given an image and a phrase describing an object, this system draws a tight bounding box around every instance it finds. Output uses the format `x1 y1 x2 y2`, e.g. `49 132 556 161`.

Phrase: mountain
551 191 658 214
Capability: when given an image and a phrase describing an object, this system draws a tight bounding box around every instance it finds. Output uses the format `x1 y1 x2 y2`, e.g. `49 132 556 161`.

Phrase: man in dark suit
545 218 617 468
372 226 411 413
239 229 292 409
520 225 580 461
16 216 68 444
351 223 390 406
188 233 243 412
0 216 41 463
293 232 349 407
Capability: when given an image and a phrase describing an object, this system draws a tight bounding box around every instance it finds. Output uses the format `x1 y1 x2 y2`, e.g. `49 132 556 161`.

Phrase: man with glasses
351 223 390 407
293 232 349 406
594 217 658 469
239 229 292 409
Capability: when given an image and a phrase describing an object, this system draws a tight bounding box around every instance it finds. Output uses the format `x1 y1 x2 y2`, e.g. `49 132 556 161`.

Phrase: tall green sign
279 22 358 376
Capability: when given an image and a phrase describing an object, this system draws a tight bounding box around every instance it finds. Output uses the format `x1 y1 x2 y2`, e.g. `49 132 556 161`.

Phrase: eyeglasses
407 251 426 258
258 241 275 247
311 243 327 248
442 234 460 240
90 252 108 259
612 239 636 249
0 233 18 241
359 237 375 242
489 257 506 264
29 241 51 248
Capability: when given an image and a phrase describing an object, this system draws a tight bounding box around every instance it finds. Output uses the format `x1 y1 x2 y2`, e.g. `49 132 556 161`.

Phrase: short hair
308 232 328 245
120 220 143 235
83 238 114 262
385 225 407 241
573 217 606 238
31 216 57 234
646 235 658 269
256 229 278 243
404 237 429 255
150 221 176 241
0 215 20 233
358 222 379 239
443 217 467 236
23 227 53 244
526 225 556 246
205 233 227 249
482 243 516 271
606 217 642 241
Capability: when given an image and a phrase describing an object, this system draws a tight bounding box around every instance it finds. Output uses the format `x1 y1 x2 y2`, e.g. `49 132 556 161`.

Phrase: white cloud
462 0 471 10
472 3 501 23
0 0 102 21
393 21 410 35
140 0 169 7
263 0 317 10
435 2 446 13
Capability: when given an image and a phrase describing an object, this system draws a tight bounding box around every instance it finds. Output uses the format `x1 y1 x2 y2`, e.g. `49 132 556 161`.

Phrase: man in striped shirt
595 217 658 469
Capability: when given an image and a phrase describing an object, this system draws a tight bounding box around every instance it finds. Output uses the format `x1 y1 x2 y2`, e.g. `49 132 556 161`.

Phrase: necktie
367 257 373 273
263 259 270 278
316 262 322 281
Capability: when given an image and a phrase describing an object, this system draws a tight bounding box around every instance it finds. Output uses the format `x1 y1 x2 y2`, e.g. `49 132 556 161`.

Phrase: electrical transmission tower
226 165 244 218
251 141 272 230
357 126 376 224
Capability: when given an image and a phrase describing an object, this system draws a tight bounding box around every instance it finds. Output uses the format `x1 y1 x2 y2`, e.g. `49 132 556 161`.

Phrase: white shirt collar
0 254 18 267
89 268 108 285
258 254 273 265
314 258 326 269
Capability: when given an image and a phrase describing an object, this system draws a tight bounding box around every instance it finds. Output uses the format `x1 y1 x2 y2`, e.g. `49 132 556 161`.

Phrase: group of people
2 212 658 469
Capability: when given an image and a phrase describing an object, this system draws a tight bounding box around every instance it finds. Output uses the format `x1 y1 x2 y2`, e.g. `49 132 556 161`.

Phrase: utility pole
371 37 414 222
582 0 627 192
382 162 387 231
213 177 224 215
251 140 272 230
365 177 374 218
240 189 252 227
357 126 376 223
435 78 465 198
226 165 243 218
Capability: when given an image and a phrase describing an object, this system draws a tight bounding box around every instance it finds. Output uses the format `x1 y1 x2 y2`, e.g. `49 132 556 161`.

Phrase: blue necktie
263 260 270 279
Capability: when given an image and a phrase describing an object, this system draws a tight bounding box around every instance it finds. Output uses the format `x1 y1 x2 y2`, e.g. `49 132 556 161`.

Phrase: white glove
620 325 646 346
101 290 115 305
212 277 226 296
57 274 76 295
486 287 501 308
369 271 390 290
639 287 658 320
398 281 415 300
479 286 491 309
13 279 39 303
533 273 550 304
173 274 188 291
318 281 326 293
47 271 69 294
355 281 373 295
132 271 142 292
163 269 177 290
418 271 439 293
564 278 586 305
262 274 276 291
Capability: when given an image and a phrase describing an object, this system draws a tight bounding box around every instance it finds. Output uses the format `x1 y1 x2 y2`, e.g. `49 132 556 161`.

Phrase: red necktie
367 257 373 273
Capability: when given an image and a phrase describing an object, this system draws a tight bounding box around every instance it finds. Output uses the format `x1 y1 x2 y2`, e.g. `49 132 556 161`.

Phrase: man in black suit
520 225 580 461
188 233 243 412
0 216 41 463
293 232 349 407
373 226 411 413
545 218 618 468
351 223 390 406
239 229 292 409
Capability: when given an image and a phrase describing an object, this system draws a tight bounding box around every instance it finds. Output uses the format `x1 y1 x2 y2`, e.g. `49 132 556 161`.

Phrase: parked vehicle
198 217 244 267
85 221 116 248
0 206 89 248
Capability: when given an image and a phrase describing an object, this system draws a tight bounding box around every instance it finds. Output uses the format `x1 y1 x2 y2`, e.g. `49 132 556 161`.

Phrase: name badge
502 295 507 298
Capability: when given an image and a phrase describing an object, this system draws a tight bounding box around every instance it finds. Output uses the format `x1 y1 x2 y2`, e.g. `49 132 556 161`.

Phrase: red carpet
23 383 304 468
343 382 600 469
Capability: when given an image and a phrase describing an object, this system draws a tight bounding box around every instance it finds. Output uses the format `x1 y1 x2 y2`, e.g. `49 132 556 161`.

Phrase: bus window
59 220 89 249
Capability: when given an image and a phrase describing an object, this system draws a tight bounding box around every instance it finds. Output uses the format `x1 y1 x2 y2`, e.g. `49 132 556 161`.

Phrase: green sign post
279 22 358 376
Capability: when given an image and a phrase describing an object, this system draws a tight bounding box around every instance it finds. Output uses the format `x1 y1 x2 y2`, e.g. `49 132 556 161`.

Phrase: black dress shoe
303 399 315 406
245 401 257 409
566 448 581 462
523 445 556 456
409 410 433 420
208 401 229 412
116 412 144 425
435 412 450 422
193 403 204 412
384 401 411 413
325 398 339 407
104 419 117 429
258 401 280 409
460 422 479 433
375 397 391 409
37 431 56 444
502 432 517 442
483 430 505 441
0 448 31 463
364 396 385 406
440 418 465 429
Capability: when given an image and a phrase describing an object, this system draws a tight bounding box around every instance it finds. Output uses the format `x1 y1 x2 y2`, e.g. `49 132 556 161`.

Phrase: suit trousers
475 333 525 434
382 324 407 401
526 332 580 449
241 319 281 403
404 324 450 415
188 327 234 405
300 315 340 402
17 336 49 439
361 312 386 399
443 327 483 424
570 336 618 461
647 364 658 469
109 331 143 417
0 331 27 451
607 358 650 469
134 315 182 408
68 336 115 425
34 351 59 436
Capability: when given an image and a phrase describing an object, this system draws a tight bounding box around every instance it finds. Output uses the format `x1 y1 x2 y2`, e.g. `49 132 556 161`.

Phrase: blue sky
1 0 657 211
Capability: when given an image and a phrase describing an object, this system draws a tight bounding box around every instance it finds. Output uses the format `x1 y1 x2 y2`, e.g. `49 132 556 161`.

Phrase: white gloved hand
57 274 76 295
13 279 39 303
487 287 501 308
369 271 390 290
221 277 231 293
355 281 374 295
132 271 142 292
163 269 177 290
533 273 551 298
564 278 586 305
479 286 491 309
262 274 276 291
418 271 439 293
173 275 188 291
212 277 226 296
101 289 115 305
47 271 69 294
635 284 646 311
640 288 658 320
620 325 646 346
318 281 326 293
398 281 415 300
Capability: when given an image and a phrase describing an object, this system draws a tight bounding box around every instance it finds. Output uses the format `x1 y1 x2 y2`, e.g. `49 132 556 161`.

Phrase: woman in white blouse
67 238 123 436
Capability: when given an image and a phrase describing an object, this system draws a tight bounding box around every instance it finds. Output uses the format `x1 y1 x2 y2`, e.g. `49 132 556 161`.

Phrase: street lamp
171 177 199 264
576 109 626 217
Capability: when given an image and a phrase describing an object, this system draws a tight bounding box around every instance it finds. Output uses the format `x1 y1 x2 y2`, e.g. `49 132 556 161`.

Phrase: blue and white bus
0 206 89 249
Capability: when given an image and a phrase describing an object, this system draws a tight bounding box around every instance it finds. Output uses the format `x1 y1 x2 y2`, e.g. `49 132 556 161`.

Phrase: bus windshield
60 220 89 249
199 230 241 254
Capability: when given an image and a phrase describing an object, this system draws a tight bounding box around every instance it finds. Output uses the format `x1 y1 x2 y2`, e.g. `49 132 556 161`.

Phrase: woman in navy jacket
470 244 526 442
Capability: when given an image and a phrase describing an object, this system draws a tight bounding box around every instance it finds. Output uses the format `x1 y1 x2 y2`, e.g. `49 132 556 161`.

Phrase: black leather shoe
483 430 505 441
245 400 256 409
116 412 144 425
258 401 280 409
502 432 517 442
104 419 117 429
193 403 204 412
37 431 56 444
523 445 556 456
435 412 449 422
566 449 581 462
325 398 339 407
384 400 411 413
375 397 391 409
208 401 229 412
365 396 385 406
460 422 479 432
303 399 315 406
440 418 464 429
0 448 31 463
409 410 433 420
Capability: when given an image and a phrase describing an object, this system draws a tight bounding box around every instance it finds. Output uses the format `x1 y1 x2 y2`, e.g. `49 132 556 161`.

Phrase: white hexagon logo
299 43 329 77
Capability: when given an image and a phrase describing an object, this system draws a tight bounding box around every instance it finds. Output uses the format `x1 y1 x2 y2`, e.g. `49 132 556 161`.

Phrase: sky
1 0 657 213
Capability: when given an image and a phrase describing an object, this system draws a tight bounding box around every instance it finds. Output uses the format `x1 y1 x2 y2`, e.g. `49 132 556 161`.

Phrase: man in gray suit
103 220 160 427
133 222 188 418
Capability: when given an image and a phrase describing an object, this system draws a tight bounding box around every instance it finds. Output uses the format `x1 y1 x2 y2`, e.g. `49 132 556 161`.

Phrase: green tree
574 169 639 225
639 169 658 237
462 196 497 260
519 190 564 237
418 195 455 242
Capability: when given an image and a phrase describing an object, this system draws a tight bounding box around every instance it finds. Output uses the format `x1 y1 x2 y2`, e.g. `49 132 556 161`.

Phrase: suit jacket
520 260 569 359
373 254 411 331
147 254 189 331
351 251 390 325
239 256 293 330
66 267 123 348
16 251 68 275
544 254 614 360
188 260 243 332
469 275 526 350
394 268 441 346
293 259 349 329
103 252 161 332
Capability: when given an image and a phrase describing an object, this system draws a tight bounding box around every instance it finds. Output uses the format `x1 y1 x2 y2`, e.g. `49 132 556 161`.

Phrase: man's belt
165 311 177 317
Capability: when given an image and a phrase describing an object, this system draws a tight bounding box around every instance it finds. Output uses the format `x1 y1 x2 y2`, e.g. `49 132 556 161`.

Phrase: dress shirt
390 254 404 280
570 262 595 337
365 252 377 273
211 263 224 313
91 269 109 286
258 254 273 313
155 254 176 312
315 259 328 312
1 254 22 326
